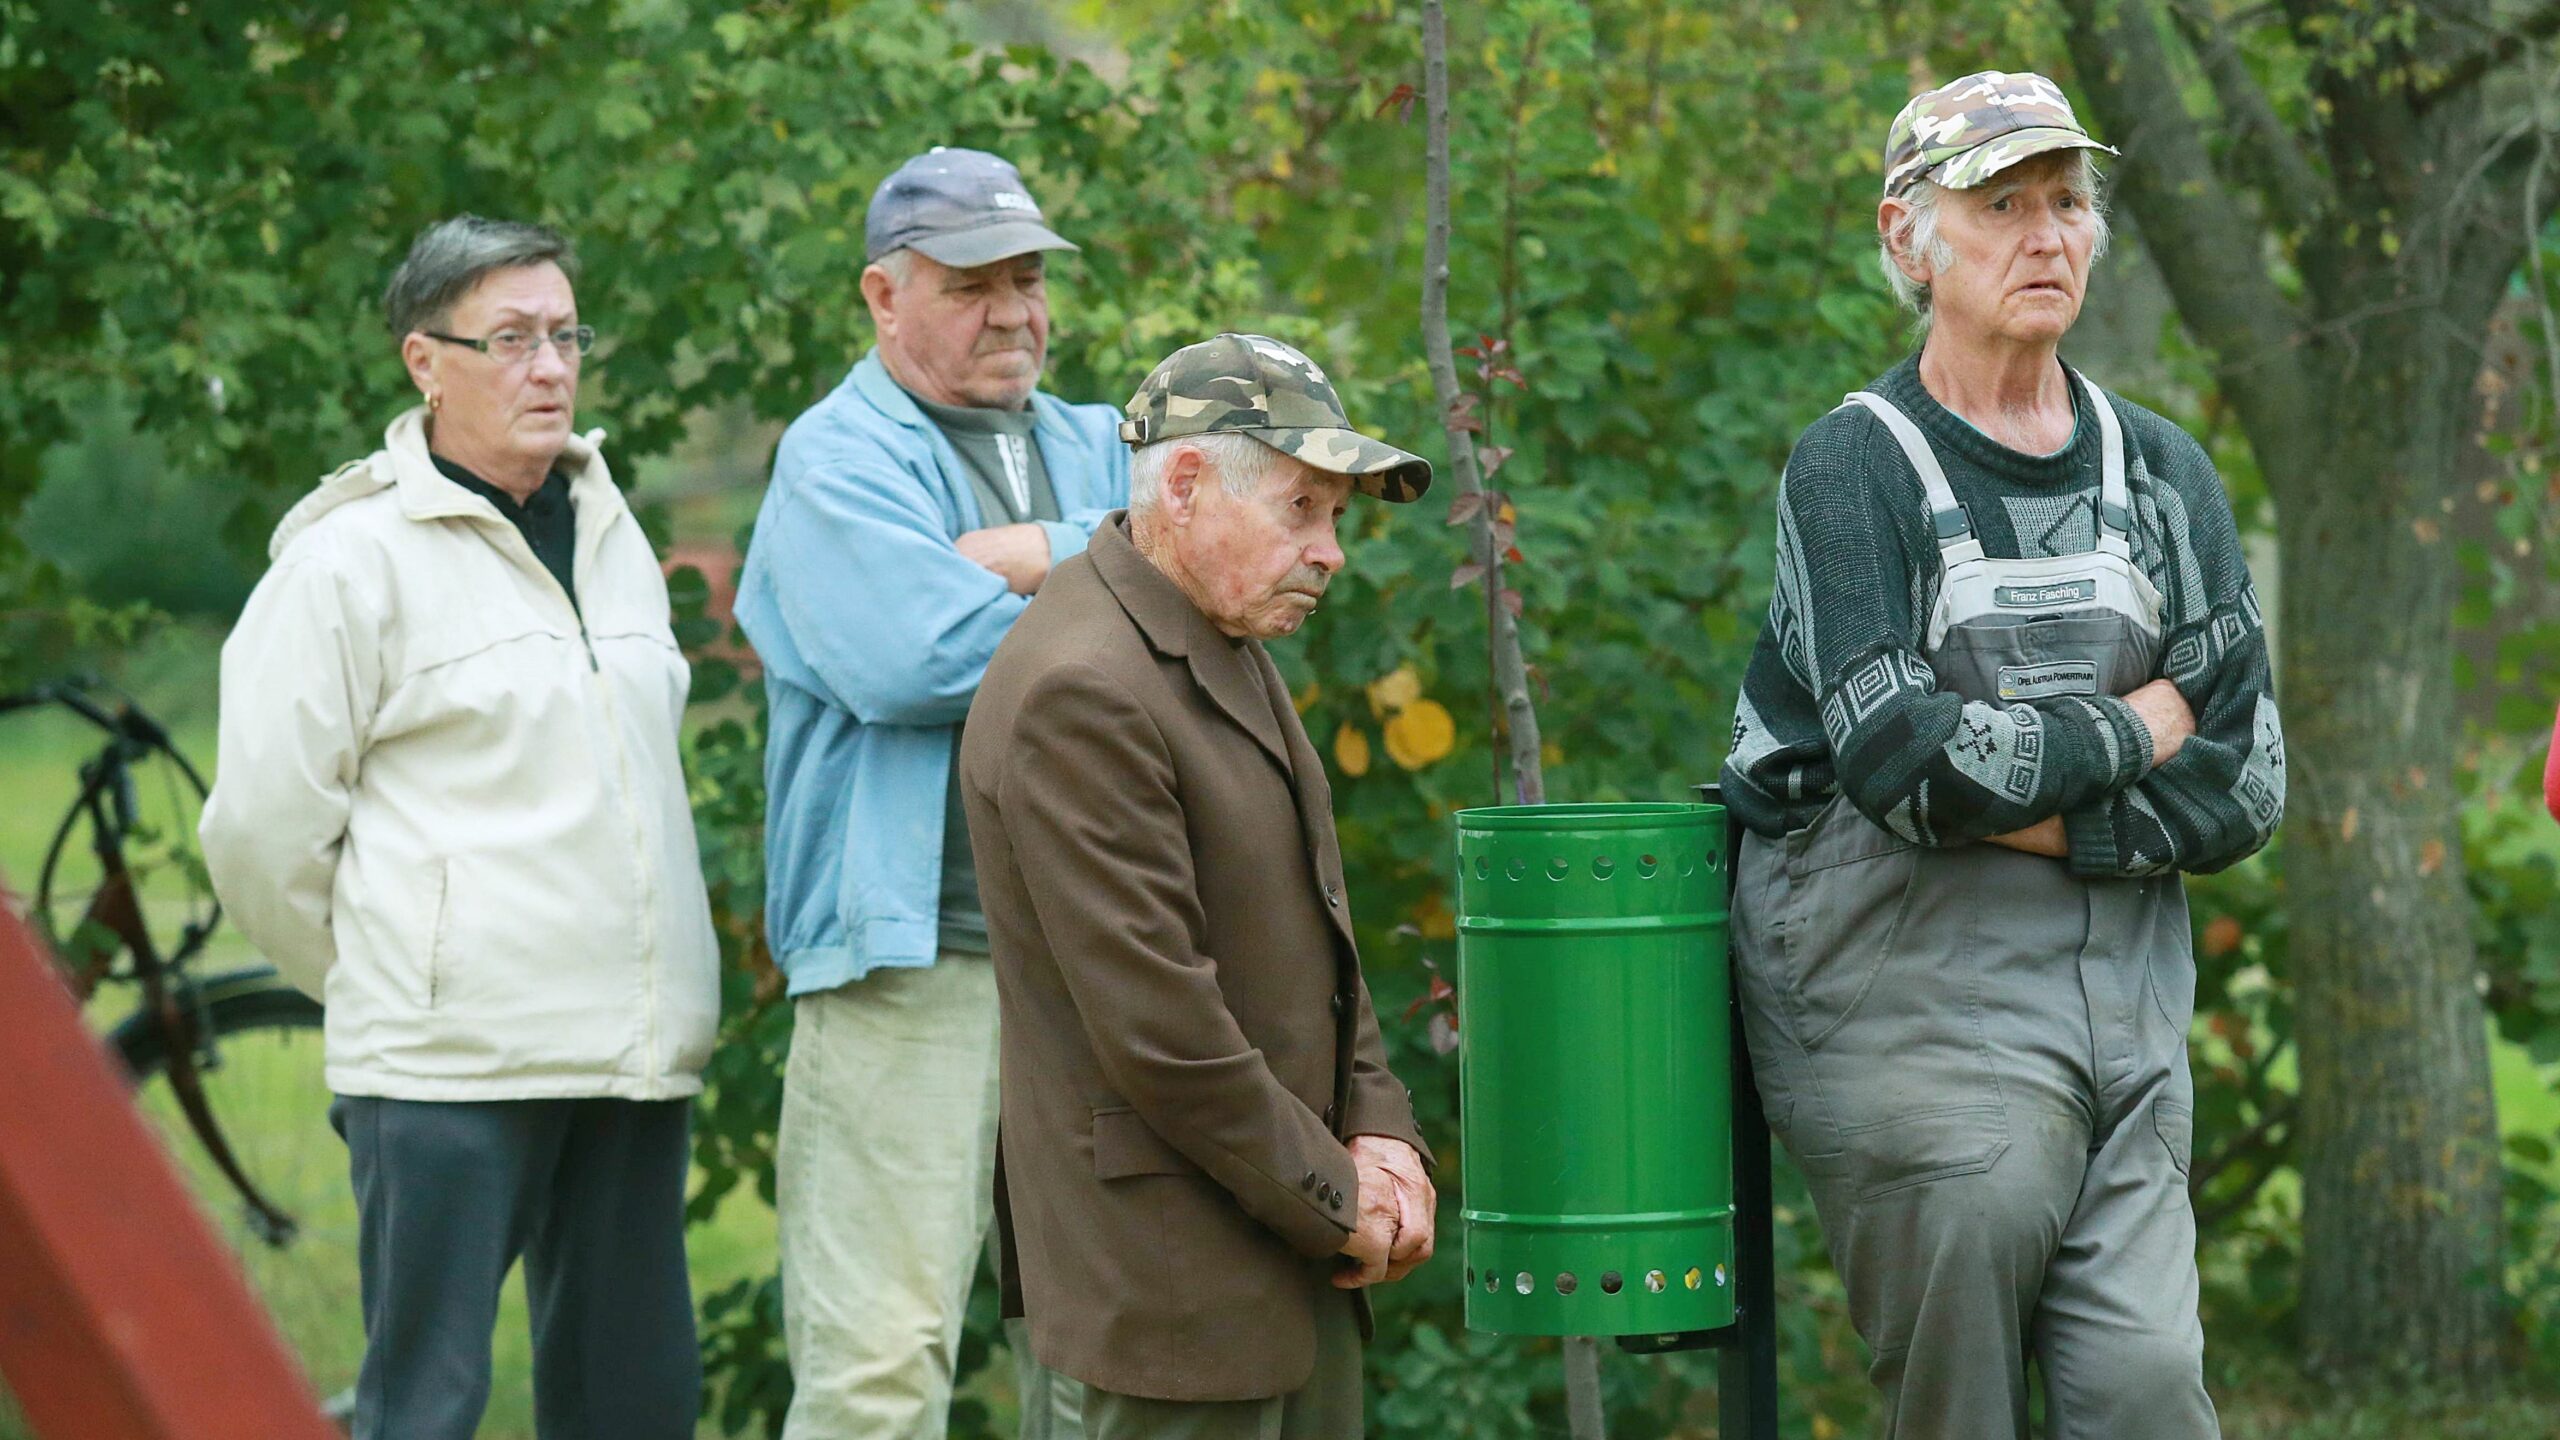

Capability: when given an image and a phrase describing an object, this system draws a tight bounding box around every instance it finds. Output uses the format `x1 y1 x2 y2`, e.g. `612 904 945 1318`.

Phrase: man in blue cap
737 146 1128 1440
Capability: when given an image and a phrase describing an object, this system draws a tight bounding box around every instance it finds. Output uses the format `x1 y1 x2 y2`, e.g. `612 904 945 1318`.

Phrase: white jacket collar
266 405 616 559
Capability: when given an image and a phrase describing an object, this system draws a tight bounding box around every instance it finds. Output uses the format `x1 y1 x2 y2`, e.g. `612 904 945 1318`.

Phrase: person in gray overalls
1720 72 2287 1438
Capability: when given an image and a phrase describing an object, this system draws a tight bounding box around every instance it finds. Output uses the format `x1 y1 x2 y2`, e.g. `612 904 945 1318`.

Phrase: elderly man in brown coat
960 333 1438 1438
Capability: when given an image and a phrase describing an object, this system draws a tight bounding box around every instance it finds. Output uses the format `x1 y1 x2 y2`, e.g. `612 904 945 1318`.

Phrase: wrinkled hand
1335 1134 1436 1288
1334 1169 1396 1288
2124 678 2196 769
954 522 1053 595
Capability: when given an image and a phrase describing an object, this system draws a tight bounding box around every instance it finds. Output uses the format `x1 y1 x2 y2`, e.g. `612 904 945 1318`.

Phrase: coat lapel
1251 643 1361 955
1088 519 1356 954
1182 613 1294 781
1088 519 1292 781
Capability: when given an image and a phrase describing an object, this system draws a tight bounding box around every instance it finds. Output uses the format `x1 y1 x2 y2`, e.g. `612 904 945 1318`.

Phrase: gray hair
872 246 919 286
1127 432 1283 514
1879 153 2110 330
382 215 578 338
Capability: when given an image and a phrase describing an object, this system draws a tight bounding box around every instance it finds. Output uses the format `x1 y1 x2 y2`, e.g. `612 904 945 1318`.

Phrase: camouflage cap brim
1251 427 1433 503
1929 128 2117 194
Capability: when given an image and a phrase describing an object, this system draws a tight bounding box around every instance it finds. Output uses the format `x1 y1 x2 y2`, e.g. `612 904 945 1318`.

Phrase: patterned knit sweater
1720 353 2286 877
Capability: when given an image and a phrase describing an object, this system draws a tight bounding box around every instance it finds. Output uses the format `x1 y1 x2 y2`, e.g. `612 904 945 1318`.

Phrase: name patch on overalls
1998 661 2101 700
1993 578 2098 608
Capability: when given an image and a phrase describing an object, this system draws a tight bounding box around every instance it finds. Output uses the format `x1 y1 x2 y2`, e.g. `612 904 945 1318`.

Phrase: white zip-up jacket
200 407 719 1101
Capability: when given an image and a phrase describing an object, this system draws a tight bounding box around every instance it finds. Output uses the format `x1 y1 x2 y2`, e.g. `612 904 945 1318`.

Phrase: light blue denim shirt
736 351 1129 996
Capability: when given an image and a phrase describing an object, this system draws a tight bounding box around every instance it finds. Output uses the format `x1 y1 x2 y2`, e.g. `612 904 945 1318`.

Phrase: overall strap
1837 391 1977 556
2071 367 2133 545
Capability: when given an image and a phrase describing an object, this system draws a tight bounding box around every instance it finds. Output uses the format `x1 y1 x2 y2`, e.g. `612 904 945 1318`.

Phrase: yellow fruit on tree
1333 722 1372 778
1383 699 1457 769
1366 664 1422 718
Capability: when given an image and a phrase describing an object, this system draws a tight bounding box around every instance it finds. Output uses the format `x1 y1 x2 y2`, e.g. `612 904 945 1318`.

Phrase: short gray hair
1879 153 2110 330
383 215 578 338
872 246 919 286
1128 432 1283 514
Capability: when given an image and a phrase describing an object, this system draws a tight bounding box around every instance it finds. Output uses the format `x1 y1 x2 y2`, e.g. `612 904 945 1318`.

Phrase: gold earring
428 392 442 412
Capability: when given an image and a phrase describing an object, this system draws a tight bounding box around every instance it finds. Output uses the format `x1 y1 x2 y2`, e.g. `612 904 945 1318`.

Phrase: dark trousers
331 1095 700 1440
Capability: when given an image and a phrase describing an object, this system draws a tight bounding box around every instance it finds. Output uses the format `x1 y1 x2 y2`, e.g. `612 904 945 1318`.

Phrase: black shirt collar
430 451 570 516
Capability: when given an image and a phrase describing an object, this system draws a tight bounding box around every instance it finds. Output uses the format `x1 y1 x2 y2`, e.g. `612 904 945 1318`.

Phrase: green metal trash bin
1455 802 1733 1337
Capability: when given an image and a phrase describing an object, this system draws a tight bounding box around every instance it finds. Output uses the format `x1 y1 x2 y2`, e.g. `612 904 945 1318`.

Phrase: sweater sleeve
2061 426 2287 876
1772 417 2154 846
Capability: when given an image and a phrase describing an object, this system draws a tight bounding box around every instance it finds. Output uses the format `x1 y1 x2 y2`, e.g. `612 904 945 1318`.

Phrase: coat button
1325 884 1341 908
1329 1192 1344 1212
1303 1171 1319 1191
1330 993 1348 1017
1323 1104 1338 1128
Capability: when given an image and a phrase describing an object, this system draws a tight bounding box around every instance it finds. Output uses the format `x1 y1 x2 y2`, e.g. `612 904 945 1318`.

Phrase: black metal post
1712 784 1780 1440
1613 784 1778 1438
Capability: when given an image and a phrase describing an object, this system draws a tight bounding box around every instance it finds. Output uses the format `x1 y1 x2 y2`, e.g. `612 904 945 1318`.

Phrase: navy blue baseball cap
864 147 1078 268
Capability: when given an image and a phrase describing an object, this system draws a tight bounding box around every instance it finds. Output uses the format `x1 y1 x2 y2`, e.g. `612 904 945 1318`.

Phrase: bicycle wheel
111 969 361 1414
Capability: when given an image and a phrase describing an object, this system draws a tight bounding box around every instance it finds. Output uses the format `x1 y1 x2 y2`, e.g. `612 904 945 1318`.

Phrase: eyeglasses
425 325 597 365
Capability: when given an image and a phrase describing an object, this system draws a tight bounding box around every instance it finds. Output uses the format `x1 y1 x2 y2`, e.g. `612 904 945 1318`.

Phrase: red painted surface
2545 701 2560 823
0 904 335 1440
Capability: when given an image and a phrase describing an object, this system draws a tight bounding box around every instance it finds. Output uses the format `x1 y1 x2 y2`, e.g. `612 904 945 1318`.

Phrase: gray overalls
1733 372 2219 1439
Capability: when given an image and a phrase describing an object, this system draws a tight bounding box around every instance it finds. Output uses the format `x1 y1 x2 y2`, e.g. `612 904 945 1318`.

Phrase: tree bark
2279 304 2507 1380
1420 0 1545 808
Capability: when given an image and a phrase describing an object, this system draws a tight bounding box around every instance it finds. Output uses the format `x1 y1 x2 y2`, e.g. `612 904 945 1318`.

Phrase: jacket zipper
472 501 658 1085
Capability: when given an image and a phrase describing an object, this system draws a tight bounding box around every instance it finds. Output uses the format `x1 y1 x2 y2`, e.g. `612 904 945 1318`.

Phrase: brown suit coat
960 515 1430 1402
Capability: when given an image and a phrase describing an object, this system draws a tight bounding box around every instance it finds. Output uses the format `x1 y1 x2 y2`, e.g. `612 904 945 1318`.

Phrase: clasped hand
1333 1134 1436 1289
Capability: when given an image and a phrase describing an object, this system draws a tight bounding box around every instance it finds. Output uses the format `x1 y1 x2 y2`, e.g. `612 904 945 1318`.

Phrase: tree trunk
2058 0 2519 1380
2276 309 2505 1380
1419 0 1545 809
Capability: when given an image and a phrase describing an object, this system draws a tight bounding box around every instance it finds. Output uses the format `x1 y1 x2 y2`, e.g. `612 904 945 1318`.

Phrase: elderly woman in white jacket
200 215 719 1440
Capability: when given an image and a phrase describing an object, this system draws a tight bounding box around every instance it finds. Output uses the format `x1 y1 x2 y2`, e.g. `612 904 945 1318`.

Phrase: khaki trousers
1078 1293 1362 1440
778 954 1085 1440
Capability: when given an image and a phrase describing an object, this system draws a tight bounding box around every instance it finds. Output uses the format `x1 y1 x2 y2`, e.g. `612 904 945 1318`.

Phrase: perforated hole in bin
1506 857 1528 882
1465 1268 1475 1287
1474 856 1490 879
1547 856 1570 880
1679 854 1697 877
1644 1269 1667 1293
1715 1263 1729 1288
1484 1270 1500 1294
1592 856 1615 879
1706 850 1723 873
1515 1272 1534 1296
1600 1271 1623 1295
1684 1267 1703 1291
1555 1272 1578 1296
1637 854 1659 878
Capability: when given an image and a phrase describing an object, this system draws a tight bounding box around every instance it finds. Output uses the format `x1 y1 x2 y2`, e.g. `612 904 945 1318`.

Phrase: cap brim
1250 427 1433 503
1933 128 2119 192
907 221 1080 269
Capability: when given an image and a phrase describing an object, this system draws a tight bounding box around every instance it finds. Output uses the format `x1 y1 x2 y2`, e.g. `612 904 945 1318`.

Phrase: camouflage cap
1883 70 2117 200
1119 333 1432 503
